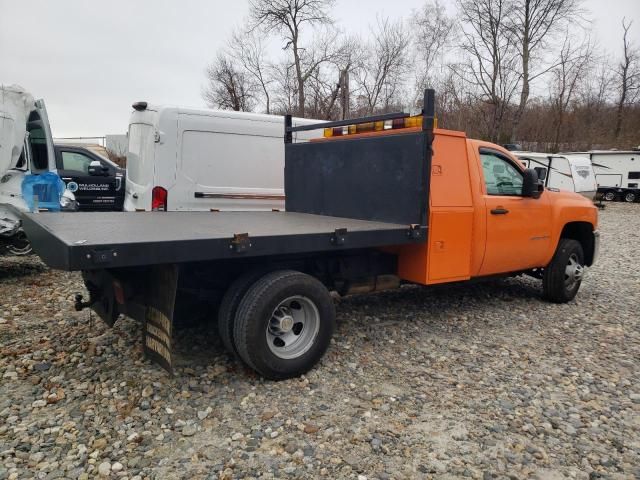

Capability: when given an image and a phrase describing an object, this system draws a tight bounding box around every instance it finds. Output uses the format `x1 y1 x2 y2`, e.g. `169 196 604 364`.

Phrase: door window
480 152 524 196
60 151 94 175
28 127 49 171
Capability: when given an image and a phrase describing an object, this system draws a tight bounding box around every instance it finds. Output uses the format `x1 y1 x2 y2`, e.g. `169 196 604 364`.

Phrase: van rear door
27 99 56 174
124 123 155 211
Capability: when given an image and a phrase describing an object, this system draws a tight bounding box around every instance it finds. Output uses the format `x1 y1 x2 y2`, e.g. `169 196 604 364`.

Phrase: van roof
135 104 321 125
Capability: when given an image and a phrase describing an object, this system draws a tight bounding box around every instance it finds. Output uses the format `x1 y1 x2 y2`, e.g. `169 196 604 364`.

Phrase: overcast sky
1 0 638 137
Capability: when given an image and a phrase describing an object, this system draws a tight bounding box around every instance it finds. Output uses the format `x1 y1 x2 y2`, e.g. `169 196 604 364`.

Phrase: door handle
491 208 509 215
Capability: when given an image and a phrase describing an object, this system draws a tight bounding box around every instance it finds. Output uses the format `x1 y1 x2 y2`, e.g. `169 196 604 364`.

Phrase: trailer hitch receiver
74 294 93 311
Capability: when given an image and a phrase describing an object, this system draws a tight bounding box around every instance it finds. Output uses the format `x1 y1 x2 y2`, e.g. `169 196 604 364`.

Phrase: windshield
127 123 154 185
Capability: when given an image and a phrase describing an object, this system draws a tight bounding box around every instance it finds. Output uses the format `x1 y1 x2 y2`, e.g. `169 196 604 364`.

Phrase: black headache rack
21 90 435 272
284 89 435 228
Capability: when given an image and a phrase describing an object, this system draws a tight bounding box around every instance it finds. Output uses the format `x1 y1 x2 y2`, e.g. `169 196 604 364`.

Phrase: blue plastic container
21 172 66 212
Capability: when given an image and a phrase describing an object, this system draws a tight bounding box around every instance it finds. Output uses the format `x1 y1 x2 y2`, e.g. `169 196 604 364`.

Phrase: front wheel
7 231 33 256
233 270 335 380
542 239 585 303
624 192 636 203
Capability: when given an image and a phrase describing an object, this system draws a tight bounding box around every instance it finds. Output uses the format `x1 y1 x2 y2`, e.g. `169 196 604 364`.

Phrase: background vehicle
124 103 319 212
23 90 598 380
516 152 597 200
563 150 640 202
1 84 75 255
502 143 523 151
55 144 125 211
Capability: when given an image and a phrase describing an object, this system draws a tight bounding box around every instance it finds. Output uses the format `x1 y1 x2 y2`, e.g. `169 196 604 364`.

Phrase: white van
515 152 597 200
124 103 319 212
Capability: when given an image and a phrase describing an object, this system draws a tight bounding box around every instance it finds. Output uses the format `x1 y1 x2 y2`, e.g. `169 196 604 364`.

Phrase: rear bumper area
82 265 179 372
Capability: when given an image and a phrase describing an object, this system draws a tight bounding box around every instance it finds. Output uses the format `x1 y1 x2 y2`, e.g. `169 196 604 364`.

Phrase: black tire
217 269 271 356
233 270 335 380
603 191 616 201
542 239 585 303
624 192 636 203
7 231 33 256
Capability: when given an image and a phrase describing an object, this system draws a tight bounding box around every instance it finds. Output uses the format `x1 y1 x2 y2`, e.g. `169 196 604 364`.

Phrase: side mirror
522 168 543 199
533 167 547 182
88 160 108 176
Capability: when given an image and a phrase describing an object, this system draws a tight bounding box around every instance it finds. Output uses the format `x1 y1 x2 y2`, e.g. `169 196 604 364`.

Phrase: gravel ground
1 203 639 480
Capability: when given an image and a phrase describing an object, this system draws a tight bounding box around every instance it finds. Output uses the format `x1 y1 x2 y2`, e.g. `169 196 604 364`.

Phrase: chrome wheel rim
625 193 635 202
564 253 584 289
604 192 615 201
266 296 320 359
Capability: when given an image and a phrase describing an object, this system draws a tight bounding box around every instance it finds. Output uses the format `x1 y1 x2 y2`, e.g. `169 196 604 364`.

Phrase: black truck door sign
56 146 119 210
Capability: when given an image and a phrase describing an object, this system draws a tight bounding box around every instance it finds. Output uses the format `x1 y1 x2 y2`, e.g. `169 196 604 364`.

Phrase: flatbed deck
22 211 426 271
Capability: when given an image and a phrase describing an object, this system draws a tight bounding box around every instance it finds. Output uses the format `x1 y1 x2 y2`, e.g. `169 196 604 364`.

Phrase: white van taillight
151 186 168 211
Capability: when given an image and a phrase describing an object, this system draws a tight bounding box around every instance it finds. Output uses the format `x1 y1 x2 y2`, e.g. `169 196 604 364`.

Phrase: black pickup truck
54 145 125 211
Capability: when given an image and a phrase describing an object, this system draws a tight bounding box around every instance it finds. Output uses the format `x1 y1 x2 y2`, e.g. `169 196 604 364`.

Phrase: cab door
477 148 552 276
56 147 116 210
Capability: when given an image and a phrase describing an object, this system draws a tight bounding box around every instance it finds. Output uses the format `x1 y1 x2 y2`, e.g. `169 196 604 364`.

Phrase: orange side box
396 129 475 285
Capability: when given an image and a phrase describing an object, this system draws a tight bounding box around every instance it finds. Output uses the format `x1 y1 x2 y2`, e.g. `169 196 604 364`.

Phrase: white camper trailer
562 150 640 202
124 103 320 212
515 152 597 200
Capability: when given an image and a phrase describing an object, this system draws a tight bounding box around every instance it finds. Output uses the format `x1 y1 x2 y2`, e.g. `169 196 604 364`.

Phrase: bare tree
411 0 455 104
320 34 363 119
202 53 255 111
508 0 584 141
229 28 274 114
354 17 410 115
249 0 336 117
615 18 640 138
269 61 298 114
457 0 520 142
549 33 593 150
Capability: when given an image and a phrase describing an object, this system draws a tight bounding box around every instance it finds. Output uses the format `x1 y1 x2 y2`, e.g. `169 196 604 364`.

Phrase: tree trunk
553 108 564 152
615 80 627 138
292 30 305 117
512 2 531 142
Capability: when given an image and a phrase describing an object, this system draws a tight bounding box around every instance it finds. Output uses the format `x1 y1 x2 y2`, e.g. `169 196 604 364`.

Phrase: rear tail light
113 281 125 305
151 186 167 211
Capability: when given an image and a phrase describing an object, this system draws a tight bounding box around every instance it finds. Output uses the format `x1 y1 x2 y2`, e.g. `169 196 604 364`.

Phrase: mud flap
143 264 178 373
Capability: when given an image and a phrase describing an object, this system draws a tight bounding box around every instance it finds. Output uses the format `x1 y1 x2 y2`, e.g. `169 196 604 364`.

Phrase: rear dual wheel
218 270 335 380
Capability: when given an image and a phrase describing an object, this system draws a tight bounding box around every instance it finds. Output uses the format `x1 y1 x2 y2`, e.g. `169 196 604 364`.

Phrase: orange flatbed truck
22 90 599 379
